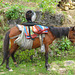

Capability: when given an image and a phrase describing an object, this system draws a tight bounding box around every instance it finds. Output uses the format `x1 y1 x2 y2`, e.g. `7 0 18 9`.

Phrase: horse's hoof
8 68 13 71
47 68 50 71
48 64 50 67
46 64 50 71
46 64 50 68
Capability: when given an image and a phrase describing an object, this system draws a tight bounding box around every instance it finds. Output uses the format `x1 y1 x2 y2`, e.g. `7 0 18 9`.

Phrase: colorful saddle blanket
17 24 49 39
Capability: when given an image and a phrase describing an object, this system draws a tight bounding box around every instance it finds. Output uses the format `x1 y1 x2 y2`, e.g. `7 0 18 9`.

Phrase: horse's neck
49 27 70 38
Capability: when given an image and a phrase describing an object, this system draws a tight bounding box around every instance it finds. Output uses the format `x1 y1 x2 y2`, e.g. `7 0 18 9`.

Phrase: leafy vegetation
0 0 9 8
0 26 9 53
15 49 35 63
0 40 3 52
39 0 60 13
0 0 75 75
5 5 27 22
50 37 74 57
0 0 37 22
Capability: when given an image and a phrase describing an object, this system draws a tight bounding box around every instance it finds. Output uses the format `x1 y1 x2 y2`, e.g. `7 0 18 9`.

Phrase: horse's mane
49 26 70 38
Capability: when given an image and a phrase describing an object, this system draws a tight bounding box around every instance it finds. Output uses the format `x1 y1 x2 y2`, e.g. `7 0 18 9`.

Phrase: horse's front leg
45 44 50 71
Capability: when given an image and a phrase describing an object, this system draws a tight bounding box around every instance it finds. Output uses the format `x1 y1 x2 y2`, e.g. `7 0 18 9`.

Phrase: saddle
17 23 49 39
22 22 38 40
22 22 49 40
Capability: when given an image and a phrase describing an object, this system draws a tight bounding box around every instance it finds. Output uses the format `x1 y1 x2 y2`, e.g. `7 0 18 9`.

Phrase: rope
10 35 19 39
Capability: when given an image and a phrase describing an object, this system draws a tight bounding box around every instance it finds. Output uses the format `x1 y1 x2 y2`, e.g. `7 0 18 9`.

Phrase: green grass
0 53 75 75
0 59 51 75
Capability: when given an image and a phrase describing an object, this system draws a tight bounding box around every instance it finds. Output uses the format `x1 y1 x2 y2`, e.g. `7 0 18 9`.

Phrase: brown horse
0 25 74 71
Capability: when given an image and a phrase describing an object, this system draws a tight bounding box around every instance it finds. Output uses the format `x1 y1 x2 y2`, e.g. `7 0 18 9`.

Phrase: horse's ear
70 26 75 31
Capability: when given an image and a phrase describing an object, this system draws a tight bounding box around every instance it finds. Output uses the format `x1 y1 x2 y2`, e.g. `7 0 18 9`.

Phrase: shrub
0 0 9 8
5 7 19 20
5 5 26 22
0 40 3 52
39 0 58 13
50 37 74 57
14 49 35 63
0 35 3 52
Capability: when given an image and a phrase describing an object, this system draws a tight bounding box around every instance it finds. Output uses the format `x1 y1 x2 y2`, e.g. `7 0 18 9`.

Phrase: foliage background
0 0 75 75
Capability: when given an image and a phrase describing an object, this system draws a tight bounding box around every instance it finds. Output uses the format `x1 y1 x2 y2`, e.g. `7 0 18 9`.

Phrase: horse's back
9 26 21 37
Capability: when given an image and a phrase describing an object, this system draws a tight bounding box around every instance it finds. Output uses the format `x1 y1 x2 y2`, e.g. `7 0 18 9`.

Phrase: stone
64 60 74 66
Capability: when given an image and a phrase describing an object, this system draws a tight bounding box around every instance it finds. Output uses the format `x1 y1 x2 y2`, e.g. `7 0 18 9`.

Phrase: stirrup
41 44 45 52
39 34 45 52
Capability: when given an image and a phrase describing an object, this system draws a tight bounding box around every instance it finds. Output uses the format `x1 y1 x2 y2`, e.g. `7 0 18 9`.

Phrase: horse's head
70 26 75 31
68 26 75 44
70 26 75 35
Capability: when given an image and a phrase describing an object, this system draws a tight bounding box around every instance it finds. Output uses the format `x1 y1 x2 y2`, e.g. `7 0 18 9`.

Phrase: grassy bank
0 54 75 75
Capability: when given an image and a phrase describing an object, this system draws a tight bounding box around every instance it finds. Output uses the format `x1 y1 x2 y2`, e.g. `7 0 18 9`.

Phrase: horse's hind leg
6 54 13 71
6 56 11 71
6 43 18 71
10 39 19 66
11 52 18 67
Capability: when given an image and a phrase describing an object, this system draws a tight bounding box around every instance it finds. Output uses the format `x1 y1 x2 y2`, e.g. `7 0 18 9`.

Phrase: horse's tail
0 31 10 66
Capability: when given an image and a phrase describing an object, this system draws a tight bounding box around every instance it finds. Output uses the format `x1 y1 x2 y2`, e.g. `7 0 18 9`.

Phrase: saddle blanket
17 24 49 39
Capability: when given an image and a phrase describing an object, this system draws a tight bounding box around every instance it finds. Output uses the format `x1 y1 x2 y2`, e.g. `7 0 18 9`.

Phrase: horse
0 25 75 71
